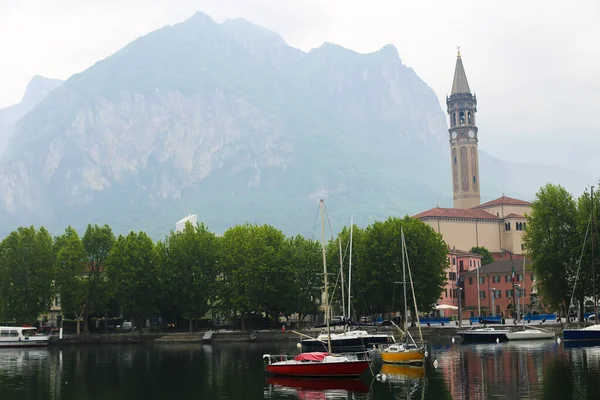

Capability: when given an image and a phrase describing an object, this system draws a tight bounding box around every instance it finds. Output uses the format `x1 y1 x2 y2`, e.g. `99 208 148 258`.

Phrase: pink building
437 249 483 317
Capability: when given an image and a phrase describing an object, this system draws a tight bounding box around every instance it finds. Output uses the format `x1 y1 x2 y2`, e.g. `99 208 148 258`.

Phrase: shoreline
48 323 571 346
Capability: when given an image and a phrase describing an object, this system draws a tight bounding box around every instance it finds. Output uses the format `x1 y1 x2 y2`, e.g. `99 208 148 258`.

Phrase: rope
568 213 592 312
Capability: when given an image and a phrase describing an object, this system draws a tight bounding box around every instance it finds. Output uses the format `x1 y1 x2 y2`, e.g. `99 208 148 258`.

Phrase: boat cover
293 352 330 362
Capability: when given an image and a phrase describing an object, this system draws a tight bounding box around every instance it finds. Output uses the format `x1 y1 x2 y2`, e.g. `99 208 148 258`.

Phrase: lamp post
515 284 521 322
457 287 463 328
490 288 496 317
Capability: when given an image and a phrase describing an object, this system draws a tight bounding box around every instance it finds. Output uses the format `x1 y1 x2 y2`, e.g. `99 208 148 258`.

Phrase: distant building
437 249 482 316
413 50 534 314
461 258 540 318
176 214 198 232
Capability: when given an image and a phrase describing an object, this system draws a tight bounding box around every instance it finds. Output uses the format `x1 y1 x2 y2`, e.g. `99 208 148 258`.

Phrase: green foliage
82 224 115 319
54 226 87 334
523 184 579 313
470 246 494 265
284 235 322 319
157 222 219 326
0 226 55 324
107 231 158 323
217 224 289 323
355 216 448 318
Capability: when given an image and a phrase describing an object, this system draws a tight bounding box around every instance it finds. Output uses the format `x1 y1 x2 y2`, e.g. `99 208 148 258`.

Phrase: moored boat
457 327 509 343
563 324 600 343
505 328 555 341
0 326 49 348
262 200 371 378
301 330 395 353
263 352 370 378
380 228 426 365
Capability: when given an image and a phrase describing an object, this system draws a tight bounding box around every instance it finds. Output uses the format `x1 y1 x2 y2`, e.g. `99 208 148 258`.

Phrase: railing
418 317 451 325
525 313 557 321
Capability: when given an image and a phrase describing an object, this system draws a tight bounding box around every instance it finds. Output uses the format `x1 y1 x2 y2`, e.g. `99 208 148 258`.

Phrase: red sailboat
263 200 371 377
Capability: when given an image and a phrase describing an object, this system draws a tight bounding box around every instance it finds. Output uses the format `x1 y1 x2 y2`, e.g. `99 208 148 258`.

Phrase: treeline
0 216 449 333
524 183 600 320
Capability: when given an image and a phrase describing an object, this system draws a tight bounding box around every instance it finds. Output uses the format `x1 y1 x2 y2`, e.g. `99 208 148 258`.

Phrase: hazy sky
1 0 599 171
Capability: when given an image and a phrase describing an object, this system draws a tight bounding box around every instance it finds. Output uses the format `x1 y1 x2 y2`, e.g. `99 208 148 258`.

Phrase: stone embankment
48 322 571 345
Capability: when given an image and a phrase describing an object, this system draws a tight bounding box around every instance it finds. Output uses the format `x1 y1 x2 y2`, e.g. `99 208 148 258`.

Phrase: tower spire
451 48 471 95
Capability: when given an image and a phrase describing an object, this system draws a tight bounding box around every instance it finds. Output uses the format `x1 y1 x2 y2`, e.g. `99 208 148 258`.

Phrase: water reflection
0 340 597 399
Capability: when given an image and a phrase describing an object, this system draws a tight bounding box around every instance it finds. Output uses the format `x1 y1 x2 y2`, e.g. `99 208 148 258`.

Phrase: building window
444 289 448 298
493 290 501 299
459 260 464 271
518 274 523 282
479 291 486 299
517 288 526 297
452 258 456 265
521 243 525 251
493 276 500 283
460 111 465 125
449 272 457 281
505 222 511 231
506 289 514 298
479 277 485 284
505 275 511 283
531 274 534 281
469 277 473 285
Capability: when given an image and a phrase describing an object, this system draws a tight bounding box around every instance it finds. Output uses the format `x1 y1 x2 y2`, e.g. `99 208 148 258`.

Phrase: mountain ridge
0 12 592 239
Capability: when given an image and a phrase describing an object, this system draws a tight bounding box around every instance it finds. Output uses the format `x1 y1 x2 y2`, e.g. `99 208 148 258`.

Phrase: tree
0 226 55 324
285 235 322 324
82 224 115 332
470 246 494 265
217 223 289 330
54 226 87 335
157 222 219 332
523 184 579 317
356 216 448 320
107 231 158 330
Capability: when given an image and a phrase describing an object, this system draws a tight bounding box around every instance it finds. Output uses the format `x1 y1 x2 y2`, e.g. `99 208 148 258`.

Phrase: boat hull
562 329 600 342
458 331 509 343
381 350 424 365
265 360 370 377
301 336 392 353
505 330 555 341
380 364 425 380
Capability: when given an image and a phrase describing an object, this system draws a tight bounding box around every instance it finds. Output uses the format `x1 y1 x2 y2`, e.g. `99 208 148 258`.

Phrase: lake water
0 339 598 399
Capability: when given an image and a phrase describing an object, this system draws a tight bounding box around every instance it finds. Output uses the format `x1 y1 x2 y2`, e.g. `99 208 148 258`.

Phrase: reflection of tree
542 358 573 400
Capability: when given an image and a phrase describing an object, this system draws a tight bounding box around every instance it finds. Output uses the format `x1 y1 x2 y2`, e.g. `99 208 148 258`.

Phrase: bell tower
447 48 480 209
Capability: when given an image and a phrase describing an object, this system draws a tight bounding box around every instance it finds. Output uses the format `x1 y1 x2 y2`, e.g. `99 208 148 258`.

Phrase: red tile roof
413 207 500 220
449 249 483 258
472 196 531 209
504 213 525 219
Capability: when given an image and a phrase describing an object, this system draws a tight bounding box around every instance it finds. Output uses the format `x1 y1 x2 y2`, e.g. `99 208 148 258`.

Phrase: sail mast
593 186 597 324
402 229 408 332
403 228 424 346
347 215 354 322
319 200 332 353
339 238 346 327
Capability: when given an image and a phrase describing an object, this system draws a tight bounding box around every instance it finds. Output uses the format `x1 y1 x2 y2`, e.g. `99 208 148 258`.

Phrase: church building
414 50 531 259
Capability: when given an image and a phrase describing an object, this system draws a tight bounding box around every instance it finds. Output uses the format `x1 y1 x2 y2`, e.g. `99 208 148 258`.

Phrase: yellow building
414 50 531 257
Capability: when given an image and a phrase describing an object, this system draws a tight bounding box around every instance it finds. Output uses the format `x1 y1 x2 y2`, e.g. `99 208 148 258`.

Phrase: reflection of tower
447 48 480 209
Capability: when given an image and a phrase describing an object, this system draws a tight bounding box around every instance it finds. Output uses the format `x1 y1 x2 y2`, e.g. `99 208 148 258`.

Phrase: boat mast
593 186 597 324
403 228 424 346
402 229 408 332
522 256 526 330
339 237 346 327
347 215 354 323
319 200 332 353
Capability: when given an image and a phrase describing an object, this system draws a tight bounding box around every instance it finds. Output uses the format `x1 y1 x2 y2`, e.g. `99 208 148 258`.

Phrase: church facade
414 50 531 259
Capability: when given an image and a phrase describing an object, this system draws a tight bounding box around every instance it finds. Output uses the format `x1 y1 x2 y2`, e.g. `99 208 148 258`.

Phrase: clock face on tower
468 130 475 138
452 132 457 139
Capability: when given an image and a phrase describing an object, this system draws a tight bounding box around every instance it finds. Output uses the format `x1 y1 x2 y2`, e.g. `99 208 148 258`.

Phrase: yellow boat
380 343 425 364
380 363 425 379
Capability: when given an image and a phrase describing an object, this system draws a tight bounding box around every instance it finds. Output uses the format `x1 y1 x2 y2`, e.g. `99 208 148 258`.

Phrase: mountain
0 12 592 239
0 76 63 156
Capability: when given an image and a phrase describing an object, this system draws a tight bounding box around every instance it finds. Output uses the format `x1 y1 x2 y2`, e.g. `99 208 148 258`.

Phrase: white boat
0 326 50 347
457 327 510 343
505 328 555 341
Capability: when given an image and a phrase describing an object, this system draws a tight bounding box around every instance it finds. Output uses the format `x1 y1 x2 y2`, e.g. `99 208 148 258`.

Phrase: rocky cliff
0 12 591 238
